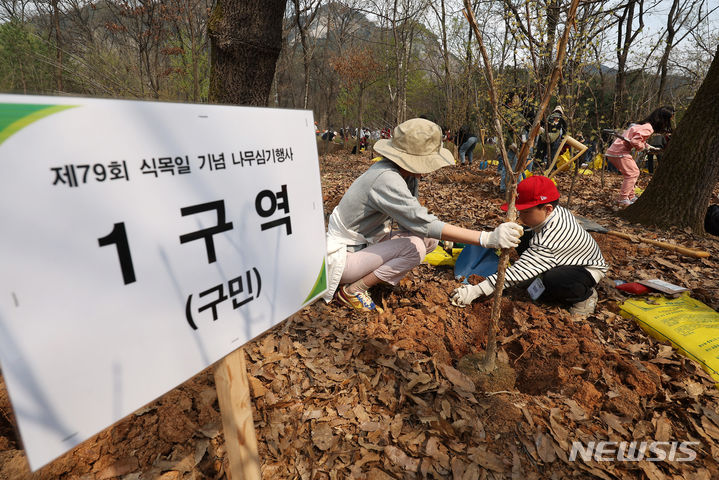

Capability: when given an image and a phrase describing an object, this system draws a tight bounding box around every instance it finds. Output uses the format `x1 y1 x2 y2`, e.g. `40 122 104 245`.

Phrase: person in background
322 129 336 141
646 133 668 174
574 132 590 166
451 175 608 316
456 124 478 166
604 106 674 206
645 108 673 173
359 128 370 152
324 118 523 312
534 105 567 167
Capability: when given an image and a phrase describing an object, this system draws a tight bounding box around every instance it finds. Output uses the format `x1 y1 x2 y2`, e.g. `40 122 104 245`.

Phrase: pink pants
607 154 639 200
340 231 439 285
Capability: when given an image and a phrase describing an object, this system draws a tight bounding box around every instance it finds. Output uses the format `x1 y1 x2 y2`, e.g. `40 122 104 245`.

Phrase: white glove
480 222 523 249
451 285 483 307
451 281 494 307
645 145 660 152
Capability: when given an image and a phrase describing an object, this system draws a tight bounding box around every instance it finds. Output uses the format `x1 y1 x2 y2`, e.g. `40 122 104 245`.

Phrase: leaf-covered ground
2 150 719 480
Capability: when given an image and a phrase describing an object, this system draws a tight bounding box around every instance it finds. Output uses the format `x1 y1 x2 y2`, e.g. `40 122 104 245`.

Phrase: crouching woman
323 118 523 312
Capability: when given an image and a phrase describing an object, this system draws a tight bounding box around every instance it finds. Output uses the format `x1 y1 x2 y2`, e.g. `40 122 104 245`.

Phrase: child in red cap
451 175 608 315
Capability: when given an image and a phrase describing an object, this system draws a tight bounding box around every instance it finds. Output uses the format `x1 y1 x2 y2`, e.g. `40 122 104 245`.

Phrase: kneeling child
451 175 608 315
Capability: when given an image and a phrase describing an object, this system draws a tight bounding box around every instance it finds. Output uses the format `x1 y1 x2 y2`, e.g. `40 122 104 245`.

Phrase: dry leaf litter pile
1 152 719 480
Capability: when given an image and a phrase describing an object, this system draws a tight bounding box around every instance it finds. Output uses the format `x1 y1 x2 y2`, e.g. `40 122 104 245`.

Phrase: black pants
646 152 661 174
517 231 596 304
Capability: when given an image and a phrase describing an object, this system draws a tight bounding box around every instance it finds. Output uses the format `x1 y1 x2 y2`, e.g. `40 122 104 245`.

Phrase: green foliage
405 68 439 120
335 85 355 119
164 39 210 102
0 21 55 93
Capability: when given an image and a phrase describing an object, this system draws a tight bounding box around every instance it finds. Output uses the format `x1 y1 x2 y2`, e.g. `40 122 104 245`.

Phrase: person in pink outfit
604 107 674 205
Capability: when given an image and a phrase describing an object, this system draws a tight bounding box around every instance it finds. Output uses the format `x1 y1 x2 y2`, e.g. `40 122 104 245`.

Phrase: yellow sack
591 153 605 170
424 246 463 266
620 293 719 384
578 168 593 175
556 150 572 169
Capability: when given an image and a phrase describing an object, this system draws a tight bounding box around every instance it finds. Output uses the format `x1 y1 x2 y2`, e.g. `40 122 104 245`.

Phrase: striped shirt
485 206 608 289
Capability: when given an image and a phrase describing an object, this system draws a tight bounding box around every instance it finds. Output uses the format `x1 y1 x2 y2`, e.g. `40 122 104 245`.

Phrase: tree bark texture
208 0 287 106
623 46 719 232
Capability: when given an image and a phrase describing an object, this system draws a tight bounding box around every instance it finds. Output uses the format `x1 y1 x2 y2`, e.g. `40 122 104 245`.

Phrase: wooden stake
545 135 588 178
214 348 261 480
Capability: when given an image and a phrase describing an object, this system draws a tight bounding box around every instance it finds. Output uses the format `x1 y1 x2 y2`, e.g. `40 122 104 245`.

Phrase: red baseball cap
501 175 560 211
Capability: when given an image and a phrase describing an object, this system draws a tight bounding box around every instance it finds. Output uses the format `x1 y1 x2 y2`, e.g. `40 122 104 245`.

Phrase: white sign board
0 95 327 470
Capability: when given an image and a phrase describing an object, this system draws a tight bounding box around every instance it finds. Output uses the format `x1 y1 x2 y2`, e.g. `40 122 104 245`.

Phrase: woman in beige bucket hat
323 118 523 312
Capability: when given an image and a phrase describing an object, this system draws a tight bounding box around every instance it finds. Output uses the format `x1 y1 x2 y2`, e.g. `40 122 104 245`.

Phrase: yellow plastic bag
620 293 719 384
424 246 463 266
556 150 572 169
590 153 605 170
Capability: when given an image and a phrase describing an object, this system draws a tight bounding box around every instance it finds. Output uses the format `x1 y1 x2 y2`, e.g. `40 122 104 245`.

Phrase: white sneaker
570 289 598 315
617 198 633 206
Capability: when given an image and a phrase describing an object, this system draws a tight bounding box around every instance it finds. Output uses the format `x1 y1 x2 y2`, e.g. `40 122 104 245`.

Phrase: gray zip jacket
322 159 445 301
333 159 445 245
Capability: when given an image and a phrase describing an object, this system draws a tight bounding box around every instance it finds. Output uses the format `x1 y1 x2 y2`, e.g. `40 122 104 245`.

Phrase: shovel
576 216 710 259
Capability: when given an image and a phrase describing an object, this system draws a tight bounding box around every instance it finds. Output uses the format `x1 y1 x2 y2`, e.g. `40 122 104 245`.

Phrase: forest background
1 0 718 139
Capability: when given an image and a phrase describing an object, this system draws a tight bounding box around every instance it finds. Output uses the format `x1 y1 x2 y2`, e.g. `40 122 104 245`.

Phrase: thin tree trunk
657 0 679 104
52 0 63 92
193 36 200 102
440 0 453 126
542 0 559 79
292 0 318 109
356 84 364 154
463 0 580 372
613 0 644 126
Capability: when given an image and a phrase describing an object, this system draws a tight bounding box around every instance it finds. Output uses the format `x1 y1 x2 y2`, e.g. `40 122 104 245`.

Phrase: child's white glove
451 285 482 307
480 222 523 249
451 281 494 307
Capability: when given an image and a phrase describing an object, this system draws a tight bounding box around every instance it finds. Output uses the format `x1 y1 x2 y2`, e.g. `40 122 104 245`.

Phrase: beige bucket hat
373 118 455 174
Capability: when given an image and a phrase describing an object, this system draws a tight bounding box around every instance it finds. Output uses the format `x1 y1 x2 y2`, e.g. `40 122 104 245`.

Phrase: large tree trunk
623 46 719 232
208 0 287 106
